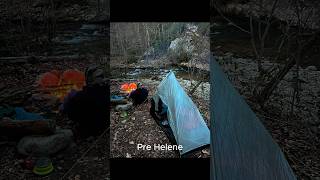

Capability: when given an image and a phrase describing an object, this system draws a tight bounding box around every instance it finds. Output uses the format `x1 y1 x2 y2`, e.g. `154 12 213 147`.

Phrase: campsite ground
110 59 211 158
0 59 109 179
0 59 110 180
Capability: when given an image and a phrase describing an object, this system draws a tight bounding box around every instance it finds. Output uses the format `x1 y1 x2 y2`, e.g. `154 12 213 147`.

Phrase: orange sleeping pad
120 83 137 93
38 69 85 101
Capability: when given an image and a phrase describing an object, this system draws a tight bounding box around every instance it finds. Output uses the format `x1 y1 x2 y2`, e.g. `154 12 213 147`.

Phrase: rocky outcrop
168 24 210 67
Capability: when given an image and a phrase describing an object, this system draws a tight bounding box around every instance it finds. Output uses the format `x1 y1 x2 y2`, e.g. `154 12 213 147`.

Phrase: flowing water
51 23 107 56
0 22 108 58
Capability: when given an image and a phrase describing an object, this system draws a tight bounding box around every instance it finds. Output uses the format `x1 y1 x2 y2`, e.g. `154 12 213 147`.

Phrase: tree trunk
257 58 295 106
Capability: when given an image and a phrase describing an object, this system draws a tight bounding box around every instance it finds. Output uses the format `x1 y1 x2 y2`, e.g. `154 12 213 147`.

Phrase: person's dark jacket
64 83 109 137
129 87 148 105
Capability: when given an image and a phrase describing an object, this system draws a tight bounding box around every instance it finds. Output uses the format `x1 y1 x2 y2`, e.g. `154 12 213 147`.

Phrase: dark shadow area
0 1 109 179
211 0 320 179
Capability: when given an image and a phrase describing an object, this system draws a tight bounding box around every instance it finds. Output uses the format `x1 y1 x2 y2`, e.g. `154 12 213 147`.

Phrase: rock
121 120 127 124
311 113 320 124
62 142 77 155
115 103 133 112
1 117 12 121
212 23 221 27
306 66 317 71
126 153 132 158
310 126 318 134
307 116 320 126
86 136 95 142
17 129 73 156
168 37 194 54
167 24 208 62
224 52 233 60
201 149 210 155
75 174 81 180
151 76 160 81
215 56 223 61
287 140 294 144
0 83 5 91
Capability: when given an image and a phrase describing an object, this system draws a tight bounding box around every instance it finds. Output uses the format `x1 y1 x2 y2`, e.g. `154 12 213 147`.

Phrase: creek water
51 23 107 56
0 22 108 57
113 66 209 83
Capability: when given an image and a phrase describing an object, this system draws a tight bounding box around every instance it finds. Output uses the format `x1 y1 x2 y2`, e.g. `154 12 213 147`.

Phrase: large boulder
17 128 73 156
168 24 209 64
168 24 198 55
168 36 194 55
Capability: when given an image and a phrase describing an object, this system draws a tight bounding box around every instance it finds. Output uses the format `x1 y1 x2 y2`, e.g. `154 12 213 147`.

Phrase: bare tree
254 0 319 108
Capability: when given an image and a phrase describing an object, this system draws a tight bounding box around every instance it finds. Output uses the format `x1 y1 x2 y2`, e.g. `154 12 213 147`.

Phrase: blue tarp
210 55 296 180
153 71 210 155
15 107 44 121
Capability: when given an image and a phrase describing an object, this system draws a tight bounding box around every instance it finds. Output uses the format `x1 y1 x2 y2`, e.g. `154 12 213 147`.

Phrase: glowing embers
38 70 85 100
120 83 137 94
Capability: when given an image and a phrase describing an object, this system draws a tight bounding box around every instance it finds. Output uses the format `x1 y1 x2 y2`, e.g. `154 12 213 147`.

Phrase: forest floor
110 60 210 158
0 59 110 180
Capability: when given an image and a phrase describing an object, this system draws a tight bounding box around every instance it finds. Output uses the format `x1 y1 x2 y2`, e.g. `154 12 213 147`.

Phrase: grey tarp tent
152 71 210 155
210 55 296 180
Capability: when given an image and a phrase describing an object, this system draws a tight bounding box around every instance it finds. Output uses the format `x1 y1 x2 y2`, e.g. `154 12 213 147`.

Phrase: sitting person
129 83 149 105
61 66 109 138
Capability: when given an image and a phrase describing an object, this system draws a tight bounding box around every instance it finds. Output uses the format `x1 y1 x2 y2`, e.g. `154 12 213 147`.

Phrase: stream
51 23 107 56
0 22 108 58
112 65 209 81
112 67 211 101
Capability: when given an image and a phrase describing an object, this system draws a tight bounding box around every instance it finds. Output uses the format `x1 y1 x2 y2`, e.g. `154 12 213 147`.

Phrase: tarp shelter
210 56 296 179
152 71 210 155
